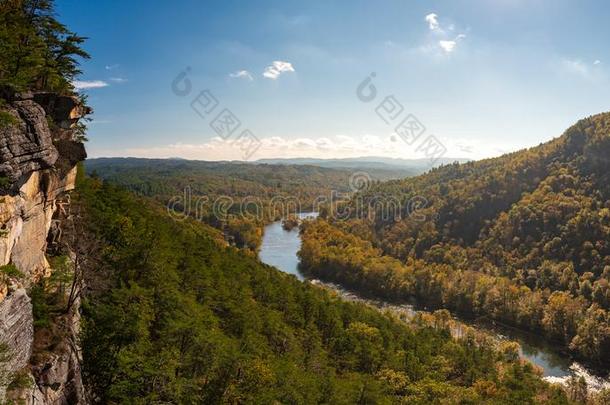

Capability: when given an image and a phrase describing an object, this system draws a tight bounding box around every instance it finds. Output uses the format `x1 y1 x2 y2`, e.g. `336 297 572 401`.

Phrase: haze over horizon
57 0 610 162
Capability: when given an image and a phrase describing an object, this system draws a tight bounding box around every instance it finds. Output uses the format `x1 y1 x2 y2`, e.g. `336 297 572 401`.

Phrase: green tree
0 0 89 92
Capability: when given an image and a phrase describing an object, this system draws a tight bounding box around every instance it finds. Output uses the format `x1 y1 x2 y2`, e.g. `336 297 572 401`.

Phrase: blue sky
57 0 610 161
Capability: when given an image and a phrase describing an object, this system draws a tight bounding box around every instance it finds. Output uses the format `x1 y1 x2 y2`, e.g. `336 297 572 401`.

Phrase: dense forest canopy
75 175 572 404
300 113 610 366
1 0 606 401
85 157 411 251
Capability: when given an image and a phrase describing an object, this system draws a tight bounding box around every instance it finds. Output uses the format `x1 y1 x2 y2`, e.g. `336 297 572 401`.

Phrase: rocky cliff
0 89 88 404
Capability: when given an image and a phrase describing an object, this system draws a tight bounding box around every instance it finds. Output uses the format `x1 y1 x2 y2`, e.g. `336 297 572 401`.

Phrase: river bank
258 214 610 392
309 279 610 393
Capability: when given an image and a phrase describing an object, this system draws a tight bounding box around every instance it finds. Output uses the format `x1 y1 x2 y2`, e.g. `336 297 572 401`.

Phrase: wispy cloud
72 80 109 90
422 13 467 55
263 61 295 79
561 58 588 76
559 58 603 80
425 13 440 31
229 70 254 81
91 134 517 161
439 34 466 54
105 64 119 70
439 40 457 53
109 77 128 83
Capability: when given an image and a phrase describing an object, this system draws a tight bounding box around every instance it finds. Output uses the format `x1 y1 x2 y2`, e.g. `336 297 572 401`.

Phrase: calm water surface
258 212 317 281
258 215 609 389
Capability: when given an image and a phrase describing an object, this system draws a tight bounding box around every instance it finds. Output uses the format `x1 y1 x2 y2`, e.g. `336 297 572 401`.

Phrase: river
258 213 610 391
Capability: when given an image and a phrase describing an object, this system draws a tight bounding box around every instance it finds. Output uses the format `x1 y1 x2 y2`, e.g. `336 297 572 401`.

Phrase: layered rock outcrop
0 97 58 184
0 89 88 404
0 289 33 378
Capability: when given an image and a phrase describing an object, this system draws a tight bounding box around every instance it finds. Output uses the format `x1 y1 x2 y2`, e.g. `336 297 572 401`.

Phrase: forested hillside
300 113 610 366
85 157 410 250
75 175 571 404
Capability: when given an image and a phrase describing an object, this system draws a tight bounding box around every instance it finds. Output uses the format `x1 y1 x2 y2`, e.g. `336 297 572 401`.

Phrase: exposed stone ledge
0 91 89 187
0 289 33 376
0 101 58 184
33 93 91 132
0 88 88 404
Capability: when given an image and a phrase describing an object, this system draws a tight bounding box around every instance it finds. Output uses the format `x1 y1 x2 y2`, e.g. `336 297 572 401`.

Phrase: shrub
0 264 24 280
0 110 17 129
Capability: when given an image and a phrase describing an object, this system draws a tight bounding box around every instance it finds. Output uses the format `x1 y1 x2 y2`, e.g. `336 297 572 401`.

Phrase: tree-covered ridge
306 112 610 366
0 0 88 93
85 157 410 251
85 158 376 201
76 177 568 404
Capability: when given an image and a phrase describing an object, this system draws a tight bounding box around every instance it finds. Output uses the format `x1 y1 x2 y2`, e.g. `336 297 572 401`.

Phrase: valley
259 214 610 392
299 113 610 369
1 1 610 403
85 157 414 251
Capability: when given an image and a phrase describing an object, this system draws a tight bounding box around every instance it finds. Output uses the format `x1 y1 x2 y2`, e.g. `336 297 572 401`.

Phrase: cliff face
0 90 87 404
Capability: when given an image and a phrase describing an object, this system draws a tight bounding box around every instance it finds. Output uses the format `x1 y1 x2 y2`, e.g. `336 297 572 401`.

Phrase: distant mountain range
86 156 471 180
254 156 470 172
90 156 470 173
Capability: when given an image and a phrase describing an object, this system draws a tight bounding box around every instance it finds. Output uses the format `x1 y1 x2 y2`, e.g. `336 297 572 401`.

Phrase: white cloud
559 58 602 79
425 13 439 31
91 135 407 161
109 77 128 83
456 142 474 153
563 59 587 75
422 13 466 55
315 137 334 149
362 134 382 146
90 133 525 162
293 138 317 148
105 64 119 70
559 58 606 80
72 80 109 90
439 40 457 53
229 70 254 81
263 61 295 79
438 34 466 54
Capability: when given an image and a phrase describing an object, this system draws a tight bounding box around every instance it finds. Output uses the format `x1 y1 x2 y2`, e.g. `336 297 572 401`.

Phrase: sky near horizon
57 0 610 162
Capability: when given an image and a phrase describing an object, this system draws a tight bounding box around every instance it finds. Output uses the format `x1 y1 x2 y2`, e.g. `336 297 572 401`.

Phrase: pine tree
0 0 89 92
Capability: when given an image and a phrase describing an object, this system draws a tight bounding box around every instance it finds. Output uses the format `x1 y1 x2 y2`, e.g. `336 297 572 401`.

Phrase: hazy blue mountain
255 156 470 172
85 157 421 180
